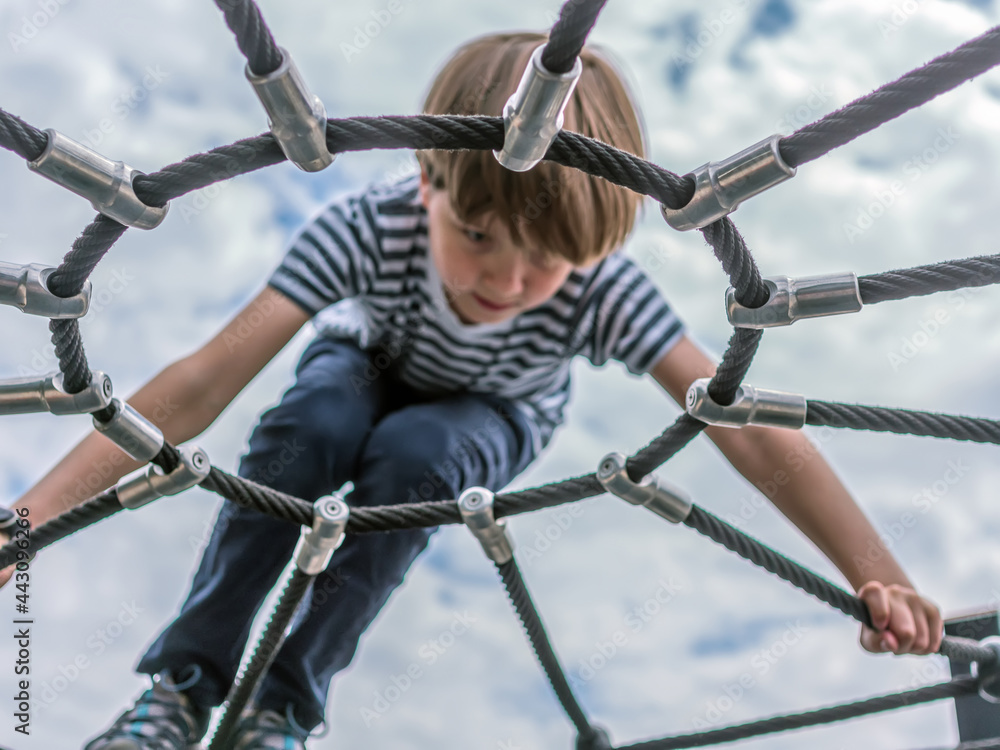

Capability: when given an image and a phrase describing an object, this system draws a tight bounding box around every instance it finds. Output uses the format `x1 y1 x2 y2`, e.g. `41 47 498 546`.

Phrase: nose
482 250 525 300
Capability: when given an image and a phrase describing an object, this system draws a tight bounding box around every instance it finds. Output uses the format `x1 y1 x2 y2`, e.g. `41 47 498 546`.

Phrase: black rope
47 214 129 297
683 505 873 627
201 467 313 526
807 401 1000 445
0 490 122 570
859 254 1000 305
496 558 596 738
628 413 707 482
208 566 315 750
701 219 769 310
48 319 92 394
618 677 979 750
941 635 1000 666
0 107 47 161
212 0 283 77
542 0 608 74
780 25 1000 168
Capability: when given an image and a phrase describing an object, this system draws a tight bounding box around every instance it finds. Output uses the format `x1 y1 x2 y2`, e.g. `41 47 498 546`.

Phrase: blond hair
416 32 646 265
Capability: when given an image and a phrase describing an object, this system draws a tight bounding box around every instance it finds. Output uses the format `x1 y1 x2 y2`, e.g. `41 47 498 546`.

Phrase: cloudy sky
1 1 999 748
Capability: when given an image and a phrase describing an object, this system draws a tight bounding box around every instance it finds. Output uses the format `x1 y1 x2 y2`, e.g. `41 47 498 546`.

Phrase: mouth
471 292 516 312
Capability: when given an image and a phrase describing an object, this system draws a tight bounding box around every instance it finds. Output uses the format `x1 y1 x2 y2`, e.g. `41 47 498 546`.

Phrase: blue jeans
137 337 537 729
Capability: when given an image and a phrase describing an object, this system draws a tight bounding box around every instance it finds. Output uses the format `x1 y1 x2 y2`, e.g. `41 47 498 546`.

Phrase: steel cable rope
858 254 1000 304
542 0 609 74
617 677 981 750
497 559 601 741
207 567 315 750
211 0 283 77
806 402 1000 444
778 25 1000 168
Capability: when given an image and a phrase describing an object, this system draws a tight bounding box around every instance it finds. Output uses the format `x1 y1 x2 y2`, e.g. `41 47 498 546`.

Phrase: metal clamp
246 47 333 173
686 378 806 429
977 636 1000 704
661 135 796 231
0 371 113 416
727 273 863 329
115 444 210 510
596 452 692 524
0 262 91 319
295 496 350 574
27 130 167 230
93 398 165 462
458 487 513 564
494 44 582 172
0 506 17 537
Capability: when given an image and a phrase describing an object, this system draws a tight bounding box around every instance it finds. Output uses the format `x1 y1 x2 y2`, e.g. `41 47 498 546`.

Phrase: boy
3 32 940 750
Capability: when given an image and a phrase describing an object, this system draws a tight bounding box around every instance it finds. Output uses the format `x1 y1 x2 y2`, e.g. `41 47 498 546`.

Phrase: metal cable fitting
27 130 168 229
294 495 350 574
976 636 1000 704
494 43 582 172
686 378 807 430
727 272 863 329
661 135 796 231
458 487 514 564
115 444 210 509
93 398 165 462
0 261 91 319
596 452 692 524
246 47 333 173
0 371 112 416
0 506 17 537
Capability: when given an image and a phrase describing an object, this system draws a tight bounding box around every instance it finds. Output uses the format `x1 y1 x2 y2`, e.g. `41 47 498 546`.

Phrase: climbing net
1 1 1000 747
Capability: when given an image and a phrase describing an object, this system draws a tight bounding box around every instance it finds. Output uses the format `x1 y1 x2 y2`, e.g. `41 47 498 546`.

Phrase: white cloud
1 0 998 748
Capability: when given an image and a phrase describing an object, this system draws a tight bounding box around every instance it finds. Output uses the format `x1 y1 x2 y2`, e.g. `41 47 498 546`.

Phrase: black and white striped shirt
268 176 685 451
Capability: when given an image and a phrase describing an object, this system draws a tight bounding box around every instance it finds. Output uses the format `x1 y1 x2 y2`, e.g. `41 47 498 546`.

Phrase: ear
418 167 432 209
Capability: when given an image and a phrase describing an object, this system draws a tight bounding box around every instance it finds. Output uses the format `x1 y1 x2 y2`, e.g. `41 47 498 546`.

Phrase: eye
463 228 487 243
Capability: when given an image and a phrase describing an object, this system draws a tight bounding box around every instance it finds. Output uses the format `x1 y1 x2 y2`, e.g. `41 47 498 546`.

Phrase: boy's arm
649 335 942 656
6 285 310 529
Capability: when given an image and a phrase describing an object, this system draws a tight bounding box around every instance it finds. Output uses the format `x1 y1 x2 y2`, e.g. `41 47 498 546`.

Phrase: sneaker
83 671 210 750
230 707 311 750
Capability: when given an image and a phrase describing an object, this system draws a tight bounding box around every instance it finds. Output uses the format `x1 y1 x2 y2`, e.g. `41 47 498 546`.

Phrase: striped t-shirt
268 176 685 452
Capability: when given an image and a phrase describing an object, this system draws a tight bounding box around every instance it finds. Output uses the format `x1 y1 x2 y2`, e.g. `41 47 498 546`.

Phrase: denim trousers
136 337 537 729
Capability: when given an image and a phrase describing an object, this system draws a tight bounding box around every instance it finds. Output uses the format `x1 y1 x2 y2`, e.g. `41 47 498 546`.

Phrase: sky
1 0 1000 749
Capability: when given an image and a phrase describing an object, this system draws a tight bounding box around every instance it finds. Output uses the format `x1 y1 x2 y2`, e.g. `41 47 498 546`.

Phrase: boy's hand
857 581 943 655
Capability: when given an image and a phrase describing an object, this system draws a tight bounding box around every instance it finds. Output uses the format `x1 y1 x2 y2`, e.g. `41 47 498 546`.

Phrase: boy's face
419 171 583 325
